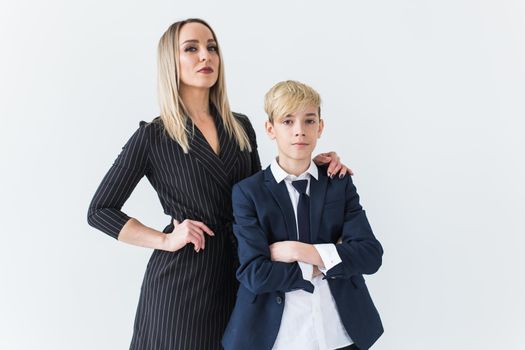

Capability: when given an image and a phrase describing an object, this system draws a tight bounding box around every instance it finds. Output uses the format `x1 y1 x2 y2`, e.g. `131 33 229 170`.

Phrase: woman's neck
180 86 211 122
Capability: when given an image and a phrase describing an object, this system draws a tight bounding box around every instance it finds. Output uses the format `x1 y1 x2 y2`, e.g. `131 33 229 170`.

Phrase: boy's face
265 105 324 163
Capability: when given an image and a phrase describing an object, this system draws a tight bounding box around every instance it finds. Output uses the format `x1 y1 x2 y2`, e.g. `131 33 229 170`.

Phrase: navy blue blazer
222 165 384 350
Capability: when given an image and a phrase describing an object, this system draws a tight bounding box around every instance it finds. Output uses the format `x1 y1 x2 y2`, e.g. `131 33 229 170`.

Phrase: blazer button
276 296 282 304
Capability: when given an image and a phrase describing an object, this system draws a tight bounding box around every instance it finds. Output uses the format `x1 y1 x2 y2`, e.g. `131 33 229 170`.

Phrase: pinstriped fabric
88 110 261 349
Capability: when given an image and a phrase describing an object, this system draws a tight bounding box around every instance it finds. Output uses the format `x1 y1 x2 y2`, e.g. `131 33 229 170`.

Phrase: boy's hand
269 241 299 263
312 265 323 278
270 241 326 267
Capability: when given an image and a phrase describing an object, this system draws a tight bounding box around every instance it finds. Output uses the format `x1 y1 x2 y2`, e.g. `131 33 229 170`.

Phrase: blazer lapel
309 168 328 243
263 167 298 241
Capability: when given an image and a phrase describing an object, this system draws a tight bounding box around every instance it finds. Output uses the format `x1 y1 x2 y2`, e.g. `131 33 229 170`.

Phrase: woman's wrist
119 218 171 250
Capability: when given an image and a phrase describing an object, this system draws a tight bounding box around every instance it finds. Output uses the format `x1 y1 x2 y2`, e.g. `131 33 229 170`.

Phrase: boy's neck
277 155 312 177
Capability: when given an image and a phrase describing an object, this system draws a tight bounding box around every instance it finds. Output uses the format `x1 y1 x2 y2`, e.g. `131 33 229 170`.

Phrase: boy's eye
306 119 317 124
282 120 292 125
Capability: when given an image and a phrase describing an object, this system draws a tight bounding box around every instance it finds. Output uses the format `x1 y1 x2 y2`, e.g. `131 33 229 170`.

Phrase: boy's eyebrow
281 112 318 119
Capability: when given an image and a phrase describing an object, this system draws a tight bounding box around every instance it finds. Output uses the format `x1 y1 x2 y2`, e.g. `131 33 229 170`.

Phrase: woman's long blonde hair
157 18 251 153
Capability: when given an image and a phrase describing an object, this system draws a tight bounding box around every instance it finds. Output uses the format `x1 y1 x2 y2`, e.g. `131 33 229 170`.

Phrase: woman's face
178 22 220 91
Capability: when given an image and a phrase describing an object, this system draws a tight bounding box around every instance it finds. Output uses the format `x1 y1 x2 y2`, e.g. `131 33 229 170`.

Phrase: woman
88 18 349 349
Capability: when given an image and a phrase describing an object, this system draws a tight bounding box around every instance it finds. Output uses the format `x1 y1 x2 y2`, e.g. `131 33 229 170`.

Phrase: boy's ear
317 118 324 138
265 120 276 139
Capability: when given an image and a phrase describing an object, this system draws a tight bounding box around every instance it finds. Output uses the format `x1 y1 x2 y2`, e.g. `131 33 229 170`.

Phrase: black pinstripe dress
88 110 261 349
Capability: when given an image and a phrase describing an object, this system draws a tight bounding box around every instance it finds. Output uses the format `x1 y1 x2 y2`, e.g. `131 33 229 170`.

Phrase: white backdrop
1 0 524 349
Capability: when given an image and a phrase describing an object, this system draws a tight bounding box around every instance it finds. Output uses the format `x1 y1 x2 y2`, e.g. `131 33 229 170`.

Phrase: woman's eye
184 46 197 52
208 45 218 52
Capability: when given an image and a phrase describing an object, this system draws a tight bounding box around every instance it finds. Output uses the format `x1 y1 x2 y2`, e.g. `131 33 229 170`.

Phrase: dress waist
162 219 233 234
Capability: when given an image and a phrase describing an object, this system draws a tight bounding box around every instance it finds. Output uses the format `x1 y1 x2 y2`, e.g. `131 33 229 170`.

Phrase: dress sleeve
87 122 150 239
237 113 262 174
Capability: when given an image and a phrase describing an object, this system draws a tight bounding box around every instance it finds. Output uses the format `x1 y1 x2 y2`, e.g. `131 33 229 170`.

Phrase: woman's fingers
338 165 354 177
329 162 343 178
189 226 206 250
190 220 215 236
186 221 209 251
313 153 331 165
326 153 341 176
187 231 203 252
323 152 354 178
172 219 215 252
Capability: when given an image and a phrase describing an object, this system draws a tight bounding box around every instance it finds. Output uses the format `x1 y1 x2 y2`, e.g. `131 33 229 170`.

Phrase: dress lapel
215 111 240 176
263 167 298 241
188 114 231 196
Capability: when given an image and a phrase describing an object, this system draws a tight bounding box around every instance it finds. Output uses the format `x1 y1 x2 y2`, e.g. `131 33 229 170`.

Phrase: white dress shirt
270 158 354 350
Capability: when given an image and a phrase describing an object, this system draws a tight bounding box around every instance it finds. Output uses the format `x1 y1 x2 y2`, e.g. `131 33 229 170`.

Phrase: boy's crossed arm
269 176 383 280
269 241 324 279
232 184 315 295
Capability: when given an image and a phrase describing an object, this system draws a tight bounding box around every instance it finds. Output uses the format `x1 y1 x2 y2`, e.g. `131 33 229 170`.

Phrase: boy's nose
294 125 306 136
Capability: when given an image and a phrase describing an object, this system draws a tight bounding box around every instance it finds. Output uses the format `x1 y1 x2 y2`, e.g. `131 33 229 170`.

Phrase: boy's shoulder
234 168 266 192
315 164 355 197
234 164 354 193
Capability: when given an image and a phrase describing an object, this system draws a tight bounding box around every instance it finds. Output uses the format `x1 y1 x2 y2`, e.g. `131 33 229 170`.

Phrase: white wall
1 0 524 349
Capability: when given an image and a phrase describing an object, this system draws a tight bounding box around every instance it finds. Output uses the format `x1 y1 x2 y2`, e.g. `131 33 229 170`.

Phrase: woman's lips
198 67 214 74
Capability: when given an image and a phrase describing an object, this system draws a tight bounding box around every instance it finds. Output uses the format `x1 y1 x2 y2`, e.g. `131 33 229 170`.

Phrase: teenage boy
222 80 384 350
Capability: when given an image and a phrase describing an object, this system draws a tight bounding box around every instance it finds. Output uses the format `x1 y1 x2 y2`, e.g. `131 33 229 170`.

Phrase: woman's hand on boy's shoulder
313 151 354 178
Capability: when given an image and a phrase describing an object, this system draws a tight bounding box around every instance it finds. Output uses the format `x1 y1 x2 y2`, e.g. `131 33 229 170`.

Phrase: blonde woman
88 18 350 350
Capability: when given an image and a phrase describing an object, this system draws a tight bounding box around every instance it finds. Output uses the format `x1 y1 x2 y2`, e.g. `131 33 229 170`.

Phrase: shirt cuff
314 243 342 273
298 261 314 282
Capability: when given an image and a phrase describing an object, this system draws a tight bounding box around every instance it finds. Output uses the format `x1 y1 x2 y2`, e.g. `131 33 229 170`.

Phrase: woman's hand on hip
163 219 214 253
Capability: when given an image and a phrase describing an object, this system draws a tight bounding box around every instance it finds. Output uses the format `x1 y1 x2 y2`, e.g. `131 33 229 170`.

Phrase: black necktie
292 179 310 243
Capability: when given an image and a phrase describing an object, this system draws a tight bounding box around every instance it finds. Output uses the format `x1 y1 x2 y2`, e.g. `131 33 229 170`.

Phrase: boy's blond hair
264 80 321 123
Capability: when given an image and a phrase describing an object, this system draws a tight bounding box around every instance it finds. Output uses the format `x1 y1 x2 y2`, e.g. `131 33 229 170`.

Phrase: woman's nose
199 48 211 62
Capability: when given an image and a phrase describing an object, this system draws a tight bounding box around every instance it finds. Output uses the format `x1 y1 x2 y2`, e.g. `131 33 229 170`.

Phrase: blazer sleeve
87 122 150 239
324 176 384 279
232 184 314 294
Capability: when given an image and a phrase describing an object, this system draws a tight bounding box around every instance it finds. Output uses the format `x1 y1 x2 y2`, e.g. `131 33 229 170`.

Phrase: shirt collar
270 158 318 183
